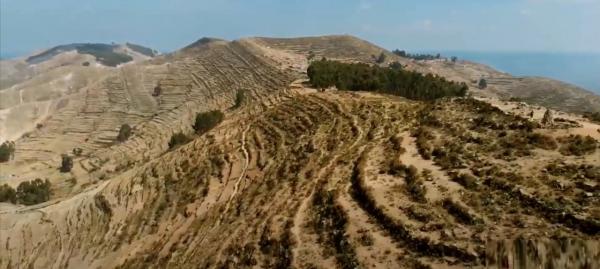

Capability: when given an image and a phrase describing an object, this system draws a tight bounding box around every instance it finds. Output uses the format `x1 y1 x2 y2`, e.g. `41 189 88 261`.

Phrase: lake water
437 51 600 95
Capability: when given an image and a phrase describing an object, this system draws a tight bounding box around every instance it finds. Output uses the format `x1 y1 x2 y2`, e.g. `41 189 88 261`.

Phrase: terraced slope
2 87 598 268
256 35 600 114
0 42 157 143
1 39 295 186
1 35 599 269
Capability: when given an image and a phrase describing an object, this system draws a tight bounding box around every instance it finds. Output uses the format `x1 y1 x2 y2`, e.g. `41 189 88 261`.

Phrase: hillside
1 35 599 269
0 42 158 143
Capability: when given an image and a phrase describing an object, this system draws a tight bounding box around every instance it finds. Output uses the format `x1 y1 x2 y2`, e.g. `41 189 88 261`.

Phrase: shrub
389 61 403 70
442 198 481 225
233 89 246 109
558 135 598 156
404 165 427 203
412 127 434 160
169 132 192 149
312 187 360 269
407 205 434 222
478 78 487 89
116 124 132 142
451 173 478 189
527 133 558 150
375 52 386 63
0 141 15 162
583 112 600 123
193 110 224 134
72 147 83 156
94 194 112 216
152 85 162 97
388 135 404 152
0 184 17 203
60 154 73 173
16 178 51 205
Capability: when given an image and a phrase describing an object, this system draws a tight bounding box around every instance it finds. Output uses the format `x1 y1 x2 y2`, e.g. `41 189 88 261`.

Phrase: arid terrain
1 35 599 269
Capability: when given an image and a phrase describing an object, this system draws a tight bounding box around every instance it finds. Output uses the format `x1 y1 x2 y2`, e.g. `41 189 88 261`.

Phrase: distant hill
25 42 157 67
125 43 159 57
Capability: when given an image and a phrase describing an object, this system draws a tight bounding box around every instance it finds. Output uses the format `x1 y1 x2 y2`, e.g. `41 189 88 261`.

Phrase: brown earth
1 35 599 269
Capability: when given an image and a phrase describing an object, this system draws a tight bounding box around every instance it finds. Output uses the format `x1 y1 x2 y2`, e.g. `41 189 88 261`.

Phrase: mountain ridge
1 34 599 269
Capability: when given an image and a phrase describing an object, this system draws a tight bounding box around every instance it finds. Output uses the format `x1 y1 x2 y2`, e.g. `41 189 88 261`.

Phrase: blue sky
1 0 599 57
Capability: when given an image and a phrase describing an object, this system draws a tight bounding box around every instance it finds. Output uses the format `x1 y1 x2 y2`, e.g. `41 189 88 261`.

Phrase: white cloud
358 0 372 11
520 9 532 15
421 19 433 30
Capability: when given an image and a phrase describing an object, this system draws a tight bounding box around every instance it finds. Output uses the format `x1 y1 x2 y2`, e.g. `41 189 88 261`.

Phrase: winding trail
290 95 365 268
216 124 251 225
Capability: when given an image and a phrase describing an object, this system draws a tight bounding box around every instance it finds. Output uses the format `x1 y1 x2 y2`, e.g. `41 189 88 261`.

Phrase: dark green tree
16 178 51 205
307 59 467 101
193 110 225 134
169 132 192 149
116 124 132 142
0 184 17 203
392 49 407 57
60 154 73 173
0 141 15 162
478 78 488 89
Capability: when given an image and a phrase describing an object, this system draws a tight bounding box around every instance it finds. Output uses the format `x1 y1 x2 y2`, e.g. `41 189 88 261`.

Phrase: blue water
437 51 600 95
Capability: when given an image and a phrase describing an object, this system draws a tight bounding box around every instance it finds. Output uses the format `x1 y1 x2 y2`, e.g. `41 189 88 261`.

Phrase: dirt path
291 93 365 268
216 125 251 225
399 132 462 202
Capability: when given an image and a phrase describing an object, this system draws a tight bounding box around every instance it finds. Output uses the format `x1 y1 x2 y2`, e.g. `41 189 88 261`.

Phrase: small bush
389 135 404 152
478 78 487 89
193 110 224 134
169 132 192 149
0 184 17 203
407 205 433 222
233 89 246 109
0 141 15 162
583 112 600 123
16 178 52 205
558 135 598 156
404 165 427 203
152 85 162 97
451 173 478 189
94 194 112 216
312 187 360 269
72 147 83 156
412 127 434 160
60 154 73 173
527 133 558 150
375 52 386 63
442 198 481 225
116 124 132 142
